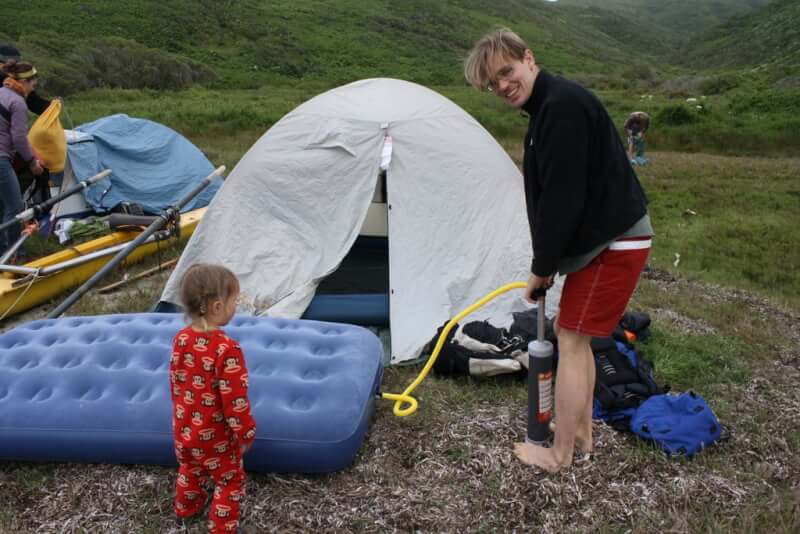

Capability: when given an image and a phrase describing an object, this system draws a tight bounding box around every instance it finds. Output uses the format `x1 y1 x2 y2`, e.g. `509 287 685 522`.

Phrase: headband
15 66 37 80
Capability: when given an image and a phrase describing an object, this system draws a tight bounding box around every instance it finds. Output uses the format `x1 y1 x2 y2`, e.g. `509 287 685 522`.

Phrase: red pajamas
170 327 257 533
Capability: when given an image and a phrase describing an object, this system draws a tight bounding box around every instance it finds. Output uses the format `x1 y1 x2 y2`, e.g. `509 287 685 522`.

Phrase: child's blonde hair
178 263 239 321
464 27 530 91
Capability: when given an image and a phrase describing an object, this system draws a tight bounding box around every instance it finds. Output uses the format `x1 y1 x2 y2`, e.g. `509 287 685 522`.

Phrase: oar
97 257 179 294
0 169 111 234
47 166 225 319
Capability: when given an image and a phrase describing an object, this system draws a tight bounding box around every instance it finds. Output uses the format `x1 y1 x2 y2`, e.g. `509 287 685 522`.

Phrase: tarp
160 78 546 363
67 114 222 214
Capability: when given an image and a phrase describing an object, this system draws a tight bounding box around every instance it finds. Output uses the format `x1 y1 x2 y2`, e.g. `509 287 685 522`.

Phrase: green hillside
681 0 800 85
2 0 797 158
556 0 771 41
3 1 794 97
557 5 682 57
2 0 675 95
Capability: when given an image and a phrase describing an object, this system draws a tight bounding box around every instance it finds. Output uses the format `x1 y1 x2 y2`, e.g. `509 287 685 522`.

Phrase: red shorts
557 237 651 337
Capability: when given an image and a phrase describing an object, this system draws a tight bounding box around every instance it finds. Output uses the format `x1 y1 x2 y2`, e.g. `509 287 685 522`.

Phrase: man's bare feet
548 420 594 454
513 441 569 473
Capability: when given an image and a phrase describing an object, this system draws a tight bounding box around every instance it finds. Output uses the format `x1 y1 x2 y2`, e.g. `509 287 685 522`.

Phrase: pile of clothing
424 309 648 378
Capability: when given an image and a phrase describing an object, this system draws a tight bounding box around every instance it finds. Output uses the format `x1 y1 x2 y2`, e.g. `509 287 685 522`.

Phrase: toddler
170 263 256 533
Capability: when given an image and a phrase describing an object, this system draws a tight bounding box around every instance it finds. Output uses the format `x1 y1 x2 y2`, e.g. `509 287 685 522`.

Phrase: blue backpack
630 392 721 457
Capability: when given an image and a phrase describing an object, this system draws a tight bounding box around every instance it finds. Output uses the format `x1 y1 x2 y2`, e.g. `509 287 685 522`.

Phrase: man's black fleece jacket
522 70 648 277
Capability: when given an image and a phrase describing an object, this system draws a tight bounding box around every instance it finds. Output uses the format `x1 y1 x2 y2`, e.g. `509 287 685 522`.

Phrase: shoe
457 320 527 356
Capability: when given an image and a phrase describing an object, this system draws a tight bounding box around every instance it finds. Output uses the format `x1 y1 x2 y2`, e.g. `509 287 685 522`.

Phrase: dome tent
55 114 222 217
159 78 536 363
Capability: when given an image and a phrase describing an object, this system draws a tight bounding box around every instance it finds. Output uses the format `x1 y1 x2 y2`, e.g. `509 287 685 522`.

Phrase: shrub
621 63 655 85
698 74 740 95
730 90 800 114
246 34 310 78
29 37 216 96
77 37 216 91
659 75 706 98
657 104 698 125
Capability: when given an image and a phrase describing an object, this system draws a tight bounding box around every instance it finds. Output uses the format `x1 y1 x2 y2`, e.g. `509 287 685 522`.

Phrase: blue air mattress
302 294 389 326
0 314 383 473
155 294 390 326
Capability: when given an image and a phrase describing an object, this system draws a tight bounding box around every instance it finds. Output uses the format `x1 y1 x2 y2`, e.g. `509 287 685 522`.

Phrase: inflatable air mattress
0 314 383 473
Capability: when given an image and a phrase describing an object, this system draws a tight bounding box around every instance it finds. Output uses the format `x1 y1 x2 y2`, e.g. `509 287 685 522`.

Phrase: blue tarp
67 114 223 214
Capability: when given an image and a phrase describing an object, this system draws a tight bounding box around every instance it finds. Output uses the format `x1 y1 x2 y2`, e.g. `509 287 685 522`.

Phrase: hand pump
526 288 554 445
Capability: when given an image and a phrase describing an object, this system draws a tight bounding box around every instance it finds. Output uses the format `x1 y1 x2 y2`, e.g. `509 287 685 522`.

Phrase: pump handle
531 286 548 300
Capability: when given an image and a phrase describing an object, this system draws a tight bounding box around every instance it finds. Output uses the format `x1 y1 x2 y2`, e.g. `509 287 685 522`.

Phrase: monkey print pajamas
170 327 257 533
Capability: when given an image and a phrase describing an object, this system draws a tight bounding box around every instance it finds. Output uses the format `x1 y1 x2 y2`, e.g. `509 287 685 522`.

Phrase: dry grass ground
0 150 798 533
0 269 798 533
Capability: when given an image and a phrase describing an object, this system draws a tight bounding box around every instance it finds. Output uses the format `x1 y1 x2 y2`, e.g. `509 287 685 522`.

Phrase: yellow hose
382 281 527 417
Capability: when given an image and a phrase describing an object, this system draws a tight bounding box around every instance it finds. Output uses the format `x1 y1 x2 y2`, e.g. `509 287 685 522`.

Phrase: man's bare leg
548 318 594 454
514 329 593 472
581 344 596 454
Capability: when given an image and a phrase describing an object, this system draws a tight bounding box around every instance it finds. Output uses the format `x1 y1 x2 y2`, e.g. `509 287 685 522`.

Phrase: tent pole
47 166 225 319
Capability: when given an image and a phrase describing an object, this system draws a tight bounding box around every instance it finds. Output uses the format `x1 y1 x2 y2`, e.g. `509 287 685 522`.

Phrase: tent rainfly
50 114 223 219
160 78 539 363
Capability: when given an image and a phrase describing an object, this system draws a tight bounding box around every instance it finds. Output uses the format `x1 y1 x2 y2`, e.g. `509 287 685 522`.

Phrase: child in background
170 263 256 533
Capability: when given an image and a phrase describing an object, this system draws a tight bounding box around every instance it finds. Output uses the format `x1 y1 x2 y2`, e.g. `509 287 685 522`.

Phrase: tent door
316 165 389 297
359 169 388 237
303 134 391 325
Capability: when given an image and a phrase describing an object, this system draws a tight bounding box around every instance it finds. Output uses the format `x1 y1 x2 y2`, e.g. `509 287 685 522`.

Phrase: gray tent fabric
161 78 554 363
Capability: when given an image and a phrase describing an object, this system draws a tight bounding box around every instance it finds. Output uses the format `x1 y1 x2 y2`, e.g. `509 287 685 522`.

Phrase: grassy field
50 82 800 309
58 83 800 170
1 81 798 532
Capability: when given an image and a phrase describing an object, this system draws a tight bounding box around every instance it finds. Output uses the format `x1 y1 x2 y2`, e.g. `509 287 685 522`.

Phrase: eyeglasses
487 64 516 92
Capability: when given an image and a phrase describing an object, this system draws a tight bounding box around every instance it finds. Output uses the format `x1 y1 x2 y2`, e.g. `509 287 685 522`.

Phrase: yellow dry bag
28 99 66 173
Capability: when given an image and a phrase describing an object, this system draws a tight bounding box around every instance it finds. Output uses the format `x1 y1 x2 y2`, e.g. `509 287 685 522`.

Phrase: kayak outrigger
0 166 224 321
0 207 206 321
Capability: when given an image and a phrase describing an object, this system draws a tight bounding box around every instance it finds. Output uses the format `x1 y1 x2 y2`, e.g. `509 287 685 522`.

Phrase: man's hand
524 273 554 303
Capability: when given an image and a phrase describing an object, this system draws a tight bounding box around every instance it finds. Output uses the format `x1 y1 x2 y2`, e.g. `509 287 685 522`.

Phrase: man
464 28 653 472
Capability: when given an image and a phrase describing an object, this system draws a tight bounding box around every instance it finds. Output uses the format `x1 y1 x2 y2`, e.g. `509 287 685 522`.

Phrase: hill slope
2 0 673 95
556 0 772 41
680 0 800 84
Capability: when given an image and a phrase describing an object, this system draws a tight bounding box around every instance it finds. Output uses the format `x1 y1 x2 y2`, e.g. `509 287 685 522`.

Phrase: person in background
625 111 650 166
0 44 51 114
171 263 257 533
464 28 653 473
0 60 44 258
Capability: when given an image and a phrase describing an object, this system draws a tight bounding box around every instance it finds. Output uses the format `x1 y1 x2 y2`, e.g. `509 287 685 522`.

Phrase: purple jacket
0 86 34 163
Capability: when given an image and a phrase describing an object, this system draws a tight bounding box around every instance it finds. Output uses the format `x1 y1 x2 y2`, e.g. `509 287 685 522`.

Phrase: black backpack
592 336 668 422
